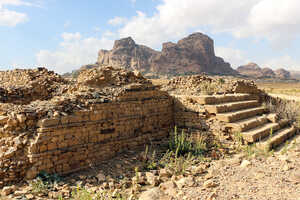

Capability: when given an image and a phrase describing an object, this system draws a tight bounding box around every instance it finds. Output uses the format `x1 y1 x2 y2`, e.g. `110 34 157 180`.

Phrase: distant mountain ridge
96 32 237 76
237 63 291 79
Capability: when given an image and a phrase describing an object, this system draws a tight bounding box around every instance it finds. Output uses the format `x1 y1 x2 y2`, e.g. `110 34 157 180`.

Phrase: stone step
256 126 296 151
226 115 269 132
197 94 258 105
216 106 267 123
205 100 260 114
242 122 281 143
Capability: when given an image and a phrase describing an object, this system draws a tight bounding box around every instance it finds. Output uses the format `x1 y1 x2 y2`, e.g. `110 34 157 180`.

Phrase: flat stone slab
205 100 260 114
216 106 267 123
242 122 280 143
196 94 258 105
227 115 269 132
256 126 296 150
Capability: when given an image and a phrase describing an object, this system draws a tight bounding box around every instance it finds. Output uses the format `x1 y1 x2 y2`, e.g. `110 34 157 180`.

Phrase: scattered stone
25 194 34 199
1 186 16 196
203 180 219 188
139 187 162 200
159 180 177 196
290 172 300 183
145 172 159 186
176 176 195 189
240 160 251 168
96 172 106 183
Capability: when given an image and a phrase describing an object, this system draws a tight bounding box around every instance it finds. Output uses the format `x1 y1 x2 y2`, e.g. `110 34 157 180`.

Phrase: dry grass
264 100 300 124
257 82 300 97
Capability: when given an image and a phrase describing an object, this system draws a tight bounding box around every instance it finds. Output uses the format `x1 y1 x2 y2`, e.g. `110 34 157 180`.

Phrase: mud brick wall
172 95 208 132
0 90 173 186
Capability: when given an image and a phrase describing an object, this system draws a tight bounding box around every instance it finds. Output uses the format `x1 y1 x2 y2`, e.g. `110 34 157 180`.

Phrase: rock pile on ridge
0 66 157 120
161 75 261 95
0 68 68 104
77 66 151 87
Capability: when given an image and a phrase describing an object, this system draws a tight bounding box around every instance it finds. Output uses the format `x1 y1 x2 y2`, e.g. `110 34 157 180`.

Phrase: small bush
159 150 195 175
31 178 49 193
265 99 300 126
37 171 62 184
71 187 93 200
30 171 63 194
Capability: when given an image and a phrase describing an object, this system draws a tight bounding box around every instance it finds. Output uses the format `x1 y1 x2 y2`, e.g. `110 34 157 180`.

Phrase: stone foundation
0 90 173 186
172 95 208 132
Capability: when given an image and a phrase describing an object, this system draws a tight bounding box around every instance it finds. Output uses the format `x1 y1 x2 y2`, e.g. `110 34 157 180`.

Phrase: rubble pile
77 66 151 87
162 75 261 95
0 68 68 104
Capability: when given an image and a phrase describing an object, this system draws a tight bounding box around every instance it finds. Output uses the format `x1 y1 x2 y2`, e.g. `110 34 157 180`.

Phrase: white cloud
0 0 36 27
61 32 81 41
263 55 300 71
0 8 28 26
36 33 114 74
237 0 300 47
117 0 300 48
118 0 259 47
108 16 127 26
215 47 250 68
0 0 33 7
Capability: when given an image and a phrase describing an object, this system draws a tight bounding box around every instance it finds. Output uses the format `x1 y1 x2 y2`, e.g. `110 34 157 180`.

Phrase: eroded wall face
0 90 173 186
26 91 173 179
173 95 208 132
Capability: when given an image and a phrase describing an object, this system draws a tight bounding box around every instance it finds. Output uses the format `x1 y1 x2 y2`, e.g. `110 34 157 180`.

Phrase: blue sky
1 0 300 73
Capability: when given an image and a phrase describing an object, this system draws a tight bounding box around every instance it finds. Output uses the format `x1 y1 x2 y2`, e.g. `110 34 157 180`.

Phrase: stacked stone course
0 67 173 187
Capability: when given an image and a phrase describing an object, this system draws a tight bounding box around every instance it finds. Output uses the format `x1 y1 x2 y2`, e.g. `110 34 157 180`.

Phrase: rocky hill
290 70 300 79
274 68 291 79
96 33 237 76
237 63 291 79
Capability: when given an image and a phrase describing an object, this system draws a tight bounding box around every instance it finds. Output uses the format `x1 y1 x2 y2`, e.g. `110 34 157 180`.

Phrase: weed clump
168 127 207 157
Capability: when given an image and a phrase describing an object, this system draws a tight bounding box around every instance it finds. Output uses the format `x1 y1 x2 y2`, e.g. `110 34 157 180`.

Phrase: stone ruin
1 66 292 187
0 67 173 187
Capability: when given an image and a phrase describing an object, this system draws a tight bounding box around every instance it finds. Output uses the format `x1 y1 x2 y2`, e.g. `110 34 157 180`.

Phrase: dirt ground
181 135 300 200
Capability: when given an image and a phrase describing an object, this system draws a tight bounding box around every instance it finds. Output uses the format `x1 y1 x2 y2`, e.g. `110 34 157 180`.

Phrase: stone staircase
199 93 297 151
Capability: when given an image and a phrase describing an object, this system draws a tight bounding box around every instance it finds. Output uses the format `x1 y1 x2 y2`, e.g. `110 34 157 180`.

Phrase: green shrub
168 127 207 157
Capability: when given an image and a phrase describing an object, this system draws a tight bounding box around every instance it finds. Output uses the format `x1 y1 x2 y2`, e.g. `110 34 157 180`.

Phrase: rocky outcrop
237 63 291 79
97 37 159 73
274 68 291 79
261 68 275 78
237 63 264 78
97 33 237 76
